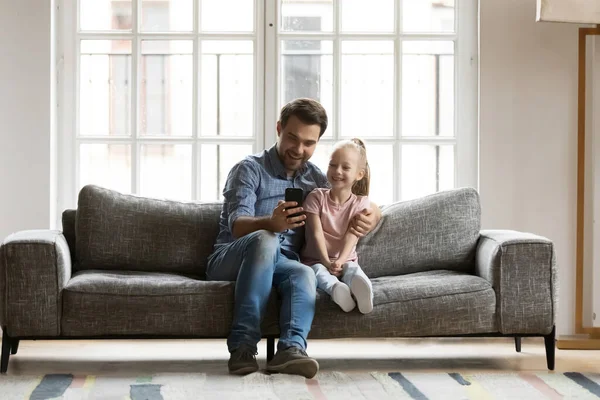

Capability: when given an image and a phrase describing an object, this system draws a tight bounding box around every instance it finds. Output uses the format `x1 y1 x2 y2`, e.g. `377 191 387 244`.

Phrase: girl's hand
328 260 343 277
330 260 343 270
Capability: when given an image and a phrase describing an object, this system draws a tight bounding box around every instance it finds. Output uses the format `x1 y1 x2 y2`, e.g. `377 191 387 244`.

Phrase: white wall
0 0 584 336
480 0 582 335
0 1 56 241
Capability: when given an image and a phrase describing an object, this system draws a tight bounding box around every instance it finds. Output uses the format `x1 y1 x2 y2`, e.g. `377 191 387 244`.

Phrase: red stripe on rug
306 378 328 400
520 373 563 400
69 376 87 389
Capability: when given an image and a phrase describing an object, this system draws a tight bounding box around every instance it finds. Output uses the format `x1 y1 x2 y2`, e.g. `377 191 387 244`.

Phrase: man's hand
349 206 380 237
328 260 343 277
269 200 306 232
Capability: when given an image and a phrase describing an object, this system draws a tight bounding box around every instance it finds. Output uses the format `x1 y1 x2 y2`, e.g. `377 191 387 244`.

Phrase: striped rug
1 371 599 399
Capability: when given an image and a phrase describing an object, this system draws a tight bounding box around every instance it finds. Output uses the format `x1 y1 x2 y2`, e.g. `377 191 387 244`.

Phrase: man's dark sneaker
228 345 259 375
266 346 319 378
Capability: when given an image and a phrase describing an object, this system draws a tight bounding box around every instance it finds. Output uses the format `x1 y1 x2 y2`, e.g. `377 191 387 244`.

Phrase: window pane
341 0 394 33
80 0 132 31
140 41 193 137
309 142 335 174
281 40 333 138
202 0 254 32
201 41 254 136
141 0 193 32
341 41 394 138
80 144 131 193
140 144 192 200
403 0 455 33
281 0 333 32
80 40 132 136
401 145 454 201
402 41 454 137
200 144 253 201
367 144 394 205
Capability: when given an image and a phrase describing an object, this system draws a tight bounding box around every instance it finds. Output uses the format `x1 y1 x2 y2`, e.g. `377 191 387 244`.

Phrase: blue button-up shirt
214 144 330 258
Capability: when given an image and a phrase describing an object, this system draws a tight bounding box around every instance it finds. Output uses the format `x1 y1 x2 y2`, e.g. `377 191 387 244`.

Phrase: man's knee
246 230 279 255
294 266 317 290
243 230 280 272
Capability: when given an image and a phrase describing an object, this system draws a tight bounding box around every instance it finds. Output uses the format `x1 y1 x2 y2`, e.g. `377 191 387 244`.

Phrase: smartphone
285 188 304 218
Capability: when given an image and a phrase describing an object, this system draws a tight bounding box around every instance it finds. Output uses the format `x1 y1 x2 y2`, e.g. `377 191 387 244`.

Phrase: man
206 98 381 378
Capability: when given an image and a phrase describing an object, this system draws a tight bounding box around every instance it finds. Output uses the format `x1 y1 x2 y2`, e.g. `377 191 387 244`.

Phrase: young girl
301 138 373 313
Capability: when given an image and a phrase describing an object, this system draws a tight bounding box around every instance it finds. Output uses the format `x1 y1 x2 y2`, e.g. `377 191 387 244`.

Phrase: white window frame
265 0 478 201
57 0 478 226
57 0 265 224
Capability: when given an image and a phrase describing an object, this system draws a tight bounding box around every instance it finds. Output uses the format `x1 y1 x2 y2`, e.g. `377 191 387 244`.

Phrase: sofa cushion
75 185 222 276
310 270 497 338
61 269 497 338
61 270 280 337
356 188 481 278
62 209 77 263
370 269 490 306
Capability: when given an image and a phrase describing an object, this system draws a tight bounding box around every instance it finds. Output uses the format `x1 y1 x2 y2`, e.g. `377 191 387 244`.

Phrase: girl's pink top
300 188 370 265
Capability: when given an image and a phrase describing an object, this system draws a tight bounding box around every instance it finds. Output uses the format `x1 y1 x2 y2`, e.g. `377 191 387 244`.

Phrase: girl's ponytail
350 138 370 196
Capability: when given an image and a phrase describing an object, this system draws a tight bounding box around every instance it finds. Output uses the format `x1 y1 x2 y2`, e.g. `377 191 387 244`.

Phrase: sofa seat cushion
371 270 491 306
61 270 497 339
309 270 497 338
61 270 279 337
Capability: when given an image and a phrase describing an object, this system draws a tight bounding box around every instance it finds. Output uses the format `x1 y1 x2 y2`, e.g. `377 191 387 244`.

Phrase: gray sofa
0 185 557 373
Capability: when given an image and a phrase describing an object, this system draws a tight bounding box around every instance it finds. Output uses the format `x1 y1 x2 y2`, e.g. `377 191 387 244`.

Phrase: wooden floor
4 337 600 375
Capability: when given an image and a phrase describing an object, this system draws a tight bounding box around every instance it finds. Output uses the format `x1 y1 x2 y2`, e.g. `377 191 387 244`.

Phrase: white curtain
536 0 600 24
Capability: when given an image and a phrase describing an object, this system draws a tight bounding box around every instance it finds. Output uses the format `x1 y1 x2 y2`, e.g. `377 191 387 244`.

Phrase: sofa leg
514 337 521 352
10 340 19 355
1 328 11 374
544 326 556 371
267 337 275 362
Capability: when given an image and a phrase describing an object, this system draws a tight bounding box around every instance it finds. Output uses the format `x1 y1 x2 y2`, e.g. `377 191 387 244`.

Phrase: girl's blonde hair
332 138 370 196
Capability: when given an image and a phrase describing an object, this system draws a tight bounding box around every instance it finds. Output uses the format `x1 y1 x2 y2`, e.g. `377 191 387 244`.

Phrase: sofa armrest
0 230 72 336
475 230 556 335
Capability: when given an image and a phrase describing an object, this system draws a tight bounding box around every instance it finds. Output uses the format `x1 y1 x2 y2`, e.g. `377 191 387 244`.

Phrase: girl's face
327 146 365 191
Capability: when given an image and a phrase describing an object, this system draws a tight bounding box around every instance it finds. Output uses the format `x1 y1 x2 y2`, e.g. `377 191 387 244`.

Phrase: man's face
276 115 321 176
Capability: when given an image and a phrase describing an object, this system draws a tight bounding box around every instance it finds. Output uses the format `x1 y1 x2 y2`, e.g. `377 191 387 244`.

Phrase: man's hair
279 98 328 137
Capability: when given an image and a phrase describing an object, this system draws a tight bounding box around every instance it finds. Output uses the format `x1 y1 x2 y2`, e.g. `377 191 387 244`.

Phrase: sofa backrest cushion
75 185 222 277
356 188 481 278
62 209 77 263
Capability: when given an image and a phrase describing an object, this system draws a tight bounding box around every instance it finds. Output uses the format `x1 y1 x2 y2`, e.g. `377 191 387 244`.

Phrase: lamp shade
536 0 600 24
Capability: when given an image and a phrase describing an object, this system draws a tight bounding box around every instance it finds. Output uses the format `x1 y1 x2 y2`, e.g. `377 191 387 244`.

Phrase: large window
58 0 477 215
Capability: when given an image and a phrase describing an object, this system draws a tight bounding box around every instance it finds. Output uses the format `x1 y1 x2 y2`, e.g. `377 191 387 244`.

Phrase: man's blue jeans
206 230 317 353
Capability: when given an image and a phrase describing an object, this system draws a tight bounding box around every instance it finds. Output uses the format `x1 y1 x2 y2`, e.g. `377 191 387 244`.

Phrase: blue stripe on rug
564 372 600 397
448 373 471 386
29 374 73 400
388 372 429 400
130 384 164 400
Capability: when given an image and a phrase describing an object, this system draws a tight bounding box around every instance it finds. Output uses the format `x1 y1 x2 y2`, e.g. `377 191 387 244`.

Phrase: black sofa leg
267 337 275 362
544 326 556 371
1 328 11 374
514 337 521 352
11 340 19 355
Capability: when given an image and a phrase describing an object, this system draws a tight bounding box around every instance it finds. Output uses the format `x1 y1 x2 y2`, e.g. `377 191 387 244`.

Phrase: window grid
274 0 460 203
72 0 261 203
59 0 476 219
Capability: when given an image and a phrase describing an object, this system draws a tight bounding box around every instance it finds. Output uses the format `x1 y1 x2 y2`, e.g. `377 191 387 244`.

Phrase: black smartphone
285 188 304 218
